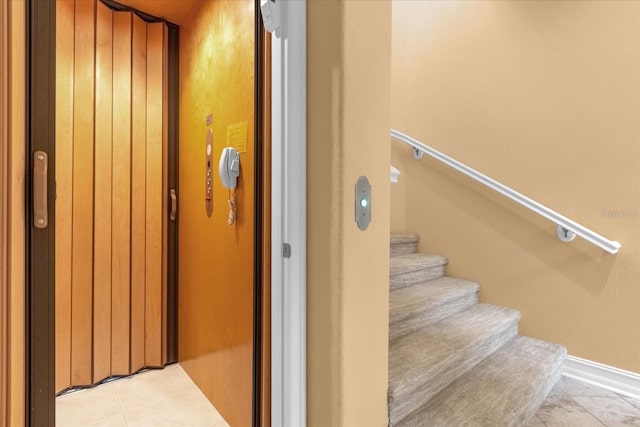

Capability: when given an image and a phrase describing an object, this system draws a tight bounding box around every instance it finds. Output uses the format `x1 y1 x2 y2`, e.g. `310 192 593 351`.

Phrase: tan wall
307 1 391 426
391 0 640 372
177 2 255 426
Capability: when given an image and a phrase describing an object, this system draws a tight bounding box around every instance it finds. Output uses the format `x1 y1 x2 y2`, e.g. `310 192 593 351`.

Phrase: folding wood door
55 0 169 393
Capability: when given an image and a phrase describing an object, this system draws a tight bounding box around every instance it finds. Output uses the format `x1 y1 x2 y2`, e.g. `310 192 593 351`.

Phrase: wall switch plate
355 176 371 230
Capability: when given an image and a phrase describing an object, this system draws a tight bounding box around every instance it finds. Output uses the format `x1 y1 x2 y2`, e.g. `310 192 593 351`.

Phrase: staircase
388 233 566 427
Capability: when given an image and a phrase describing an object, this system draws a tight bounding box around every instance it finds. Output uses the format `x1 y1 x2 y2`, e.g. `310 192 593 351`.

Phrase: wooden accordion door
55 0 169 393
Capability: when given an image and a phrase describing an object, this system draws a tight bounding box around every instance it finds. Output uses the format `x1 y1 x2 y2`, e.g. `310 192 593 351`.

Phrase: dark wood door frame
253 3 271 426
257 15 272 427
25 0 56 424
26 1 180 425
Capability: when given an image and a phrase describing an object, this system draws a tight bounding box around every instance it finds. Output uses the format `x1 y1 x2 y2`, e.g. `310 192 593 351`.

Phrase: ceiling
115 0 203 26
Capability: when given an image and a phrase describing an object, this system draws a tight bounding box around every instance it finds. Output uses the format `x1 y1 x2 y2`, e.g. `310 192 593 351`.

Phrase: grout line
570 397 609 427
110 381 127 421
539 390 608 427
535 414 548 427
623 396 640 411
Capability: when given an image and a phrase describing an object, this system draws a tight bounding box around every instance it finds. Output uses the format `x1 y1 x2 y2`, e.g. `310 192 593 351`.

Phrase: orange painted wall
177 1 255 427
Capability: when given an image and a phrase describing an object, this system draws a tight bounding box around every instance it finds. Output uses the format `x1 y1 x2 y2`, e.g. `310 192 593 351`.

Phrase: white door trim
270 1 306 426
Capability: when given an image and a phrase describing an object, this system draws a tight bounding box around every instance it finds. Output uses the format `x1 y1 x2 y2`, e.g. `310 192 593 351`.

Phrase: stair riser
397 339 567 427
390 292 479 341
390 265 447 289
514 360 564 427
389 323 519 426
391 242 418 257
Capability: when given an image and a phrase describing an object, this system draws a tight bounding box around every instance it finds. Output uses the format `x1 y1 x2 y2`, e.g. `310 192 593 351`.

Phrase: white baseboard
564 355 640 400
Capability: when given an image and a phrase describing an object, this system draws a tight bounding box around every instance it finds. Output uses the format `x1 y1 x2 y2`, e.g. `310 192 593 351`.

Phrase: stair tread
397 336 567 427
389 303 520 394
390 276 479 326
391 233 420 245
390 253 448 277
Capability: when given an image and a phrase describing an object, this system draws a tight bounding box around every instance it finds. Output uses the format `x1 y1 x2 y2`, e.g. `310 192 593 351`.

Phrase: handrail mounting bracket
556 225 576 243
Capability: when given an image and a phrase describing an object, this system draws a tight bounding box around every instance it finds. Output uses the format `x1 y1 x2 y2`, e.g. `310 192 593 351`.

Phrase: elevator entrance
26 0 269 426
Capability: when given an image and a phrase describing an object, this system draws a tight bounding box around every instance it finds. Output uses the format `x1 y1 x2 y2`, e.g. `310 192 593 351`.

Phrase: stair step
390 253 448 289
396 336 567 427
390 276 480 341
391 233 420 257
388 304 520 426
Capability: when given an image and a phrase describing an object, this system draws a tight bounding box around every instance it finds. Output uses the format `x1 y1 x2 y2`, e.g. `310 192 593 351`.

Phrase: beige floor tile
524 414 546 427
625 396 640 411
556 377 622 398
113 365 198 413
82 413 128 427
123 390 226 427
573 396 640 426
535 389 605 427
56 383 123 426
56 364 227 427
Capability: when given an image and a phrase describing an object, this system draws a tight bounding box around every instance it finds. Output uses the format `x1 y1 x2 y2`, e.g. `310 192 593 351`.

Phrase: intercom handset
219 147 240 225
219 147 240 190
260 0 280 34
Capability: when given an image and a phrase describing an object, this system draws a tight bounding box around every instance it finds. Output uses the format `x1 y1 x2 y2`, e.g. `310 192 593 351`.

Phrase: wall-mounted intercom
219 147 240 190
219 147 240 225
260 0 280 34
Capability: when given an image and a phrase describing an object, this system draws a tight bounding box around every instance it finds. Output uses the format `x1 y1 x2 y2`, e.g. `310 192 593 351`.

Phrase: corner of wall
308 1 392 425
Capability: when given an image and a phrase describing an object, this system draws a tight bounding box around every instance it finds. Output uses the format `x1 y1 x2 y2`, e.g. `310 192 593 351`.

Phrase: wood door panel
93 1 114 384
130 13 147 374
260 28 272 427
162 25 171 365
111 10 133 376
144 22 165 367
0 1 7 417
54 0 75 394
70 0 95 387
55 0 170 391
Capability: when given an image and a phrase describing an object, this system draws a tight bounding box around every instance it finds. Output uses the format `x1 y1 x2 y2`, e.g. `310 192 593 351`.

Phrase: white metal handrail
391 128 621 254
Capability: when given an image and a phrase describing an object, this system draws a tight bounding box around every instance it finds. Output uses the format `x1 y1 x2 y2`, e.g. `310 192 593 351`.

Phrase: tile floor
56 364 229 427
58 367 640 427
528 376 640 427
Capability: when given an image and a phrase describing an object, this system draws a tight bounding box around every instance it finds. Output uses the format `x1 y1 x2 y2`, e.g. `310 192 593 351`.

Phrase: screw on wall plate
556 225 576 243
413 147 424 160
